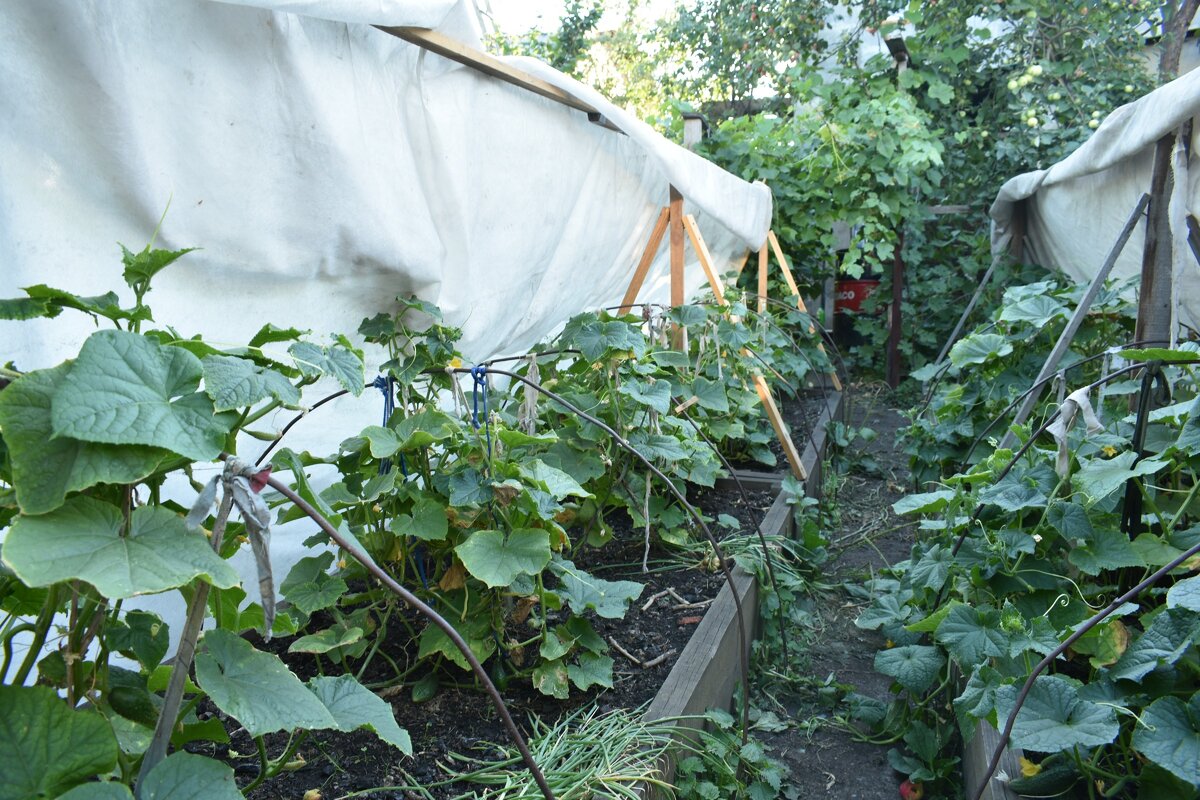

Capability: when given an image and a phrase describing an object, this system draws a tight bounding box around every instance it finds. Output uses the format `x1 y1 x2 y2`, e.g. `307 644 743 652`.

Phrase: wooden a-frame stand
751 231 844 393
618 187 808 481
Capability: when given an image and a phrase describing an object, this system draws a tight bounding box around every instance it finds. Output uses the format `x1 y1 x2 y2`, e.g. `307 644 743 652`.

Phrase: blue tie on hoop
372 376 408 477
470 364 493 460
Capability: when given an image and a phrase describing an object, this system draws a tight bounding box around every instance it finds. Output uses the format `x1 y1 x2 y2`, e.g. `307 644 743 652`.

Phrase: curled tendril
1027 569 1106 612
1095 702 1156 731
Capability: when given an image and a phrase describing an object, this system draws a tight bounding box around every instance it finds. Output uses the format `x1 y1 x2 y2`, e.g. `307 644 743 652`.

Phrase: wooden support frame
619 194 806 480
765 232 844 392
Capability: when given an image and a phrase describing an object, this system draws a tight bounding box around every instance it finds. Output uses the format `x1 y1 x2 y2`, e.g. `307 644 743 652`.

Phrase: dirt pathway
761 384 917 800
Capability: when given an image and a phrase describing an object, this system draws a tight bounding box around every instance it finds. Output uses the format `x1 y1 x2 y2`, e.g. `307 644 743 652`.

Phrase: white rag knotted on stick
1046 386 1105 477
186 458 275 639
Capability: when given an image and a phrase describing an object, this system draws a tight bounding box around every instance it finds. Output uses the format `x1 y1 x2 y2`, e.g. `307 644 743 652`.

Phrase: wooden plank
753 376 806 481
757 246 768 314
619 207 670 312
926 204 972 215
376 27 606 119
643 566 758 788
669 187 685 308
713 470 784 492
1000 193 1150 449
801 391 844 500
963 720 1023 800
683 214 727 307
1135 132 1177 351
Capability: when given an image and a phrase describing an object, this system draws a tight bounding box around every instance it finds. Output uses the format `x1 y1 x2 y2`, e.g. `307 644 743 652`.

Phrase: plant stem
138 488 234 793
12 584 62 686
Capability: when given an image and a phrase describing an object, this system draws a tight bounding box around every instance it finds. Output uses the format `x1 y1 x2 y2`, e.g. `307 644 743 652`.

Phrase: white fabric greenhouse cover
990 67 1200 336
0 0 771 370
0 0 771 658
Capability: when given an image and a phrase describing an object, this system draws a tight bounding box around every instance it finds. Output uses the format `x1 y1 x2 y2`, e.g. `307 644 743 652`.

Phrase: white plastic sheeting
0 0 771 373
990 67 1200 336
0 0 771 660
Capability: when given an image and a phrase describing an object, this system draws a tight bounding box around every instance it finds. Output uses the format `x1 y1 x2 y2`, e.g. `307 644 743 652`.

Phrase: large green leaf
552 558 644 619
691 377 730 413
533 659 570 699
288 340 364 395
107 610 170 671
935 605 1007 664
57 783 134 799
874 645 945 693
2 497 238 599
416 610 496 671
201 354 300 412
280 552 348 615
455 529 551 588
1133 693 1200 786
308 675 412 754
391 496 449 542
948 333 1012 367
1073 452 1168 506
518 459 594 500
1068 528 1145 575
138 752 241 800
195 629 336 737
0 685 119 800
892 490 955 516
50 330 235 460
1168 576 1200 612
1178 396 1200 456
0 364 167 515
619 379 671 413
568 652 615 691
996 676 1119 753
999 295 1067 327
1109 609 1199 682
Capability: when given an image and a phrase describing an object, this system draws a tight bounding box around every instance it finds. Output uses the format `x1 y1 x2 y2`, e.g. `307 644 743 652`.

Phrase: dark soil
757 383 919 800
193 483 779 799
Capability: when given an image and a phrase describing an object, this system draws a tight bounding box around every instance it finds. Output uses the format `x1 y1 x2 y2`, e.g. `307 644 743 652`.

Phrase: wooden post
619 208 670 313
887 231 904 389
999 194 1150 449
668 187 685 307
1135 133 1177 352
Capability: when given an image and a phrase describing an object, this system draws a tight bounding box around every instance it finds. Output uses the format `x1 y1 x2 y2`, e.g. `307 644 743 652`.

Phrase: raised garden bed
188 390 845 799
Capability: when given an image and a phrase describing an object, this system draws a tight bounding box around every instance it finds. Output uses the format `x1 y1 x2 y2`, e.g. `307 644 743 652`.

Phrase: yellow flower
1102 445 1118 457
337 558 347 570
449 356 463 369
1019 757 1042 778
885 639 896 649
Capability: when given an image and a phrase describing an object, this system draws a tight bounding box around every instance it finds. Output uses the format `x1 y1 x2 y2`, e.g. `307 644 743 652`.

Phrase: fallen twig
642 649 677 669
641 589 670 612
609 637 643 667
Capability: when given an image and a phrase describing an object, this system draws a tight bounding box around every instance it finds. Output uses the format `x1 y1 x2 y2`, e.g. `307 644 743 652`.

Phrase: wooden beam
375 26 621 132
619 208 669 312
683 214 727 307
753 376 807 481
668 187 685 308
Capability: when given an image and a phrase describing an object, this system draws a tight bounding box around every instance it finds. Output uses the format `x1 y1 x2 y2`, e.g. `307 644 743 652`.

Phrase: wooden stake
757 246 768 314
683 213 727 307
754 375 807 480
619 207 669 312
